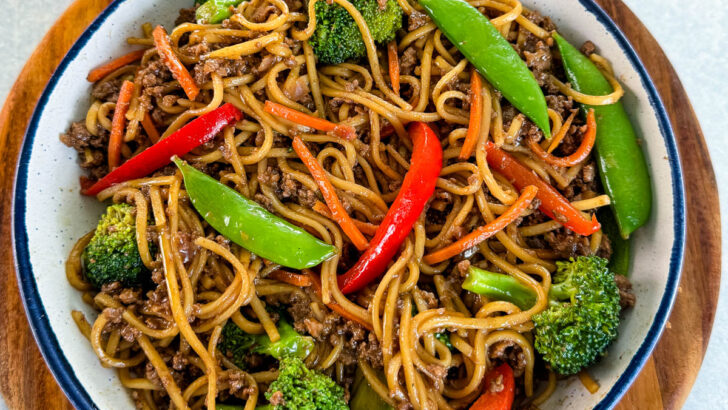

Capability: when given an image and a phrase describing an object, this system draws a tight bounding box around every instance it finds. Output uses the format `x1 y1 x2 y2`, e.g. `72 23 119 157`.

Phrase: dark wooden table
0 0 720 409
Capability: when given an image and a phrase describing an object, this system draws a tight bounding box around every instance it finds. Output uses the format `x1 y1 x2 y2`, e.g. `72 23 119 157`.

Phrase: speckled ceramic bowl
12 0 685 408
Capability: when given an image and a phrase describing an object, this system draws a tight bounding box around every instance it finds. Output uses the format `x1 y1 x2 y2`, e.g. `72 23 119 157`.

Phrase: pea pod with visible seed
174 158 337 269
553 33 652 238
419 0 551 138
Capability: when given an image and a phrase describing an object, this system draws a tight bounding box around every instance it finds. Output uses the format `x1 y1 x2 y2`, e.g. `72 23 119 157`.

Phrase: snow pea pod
195 0 242 24
174 158 337 269
553 33 652 238
419 0 551 138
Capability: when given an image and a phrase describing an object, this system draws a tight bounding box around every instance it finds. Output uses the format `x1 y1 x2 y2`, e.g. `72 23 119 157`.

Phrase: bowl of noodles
13 0 685 408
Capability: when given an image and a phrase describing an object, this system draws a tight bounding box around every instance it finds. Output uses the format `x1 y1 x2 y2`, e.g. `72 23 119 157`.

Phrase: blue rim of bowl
11 0 686 409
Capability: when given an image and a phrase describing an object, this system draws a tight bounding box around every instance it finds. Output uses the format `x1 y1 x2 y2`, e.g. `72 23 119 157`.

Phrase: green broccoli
533 256 622 375
219 318 314 369
309 0 403 64
461 257 621 375
264 356 348 410
82 203 150 288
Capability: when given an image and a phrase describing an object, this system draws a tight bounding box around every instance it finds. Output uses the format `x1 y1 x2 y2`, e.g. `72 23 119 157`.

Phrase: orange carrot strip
546 109 578 153
529 109 597 168
304 270 374 331
423 185 538 265
265 100 356 140
292 137 369 251
87 49 147 83
312 201 380 236
459 71 483 160
141 112 161 144
153 25 200 101
108 80 135 170
388 41 400 96
268 270 313 287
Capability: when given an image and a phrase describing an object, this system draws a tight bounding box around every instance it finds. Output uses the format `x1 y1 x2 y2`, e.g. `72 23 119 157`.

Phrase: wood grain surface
0 0 719 409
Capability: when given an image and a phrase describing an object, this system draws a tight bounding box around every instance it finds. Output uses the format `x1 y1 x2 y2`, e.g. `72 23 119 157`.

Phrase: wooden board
0 0 719 409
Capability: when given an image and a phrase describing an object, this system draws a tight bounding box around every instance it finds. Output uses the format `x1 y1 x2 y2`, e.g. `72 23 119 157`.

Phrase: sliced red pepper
485 141 600 236
470 363 515 410
338 122 442 294
82 103 243 196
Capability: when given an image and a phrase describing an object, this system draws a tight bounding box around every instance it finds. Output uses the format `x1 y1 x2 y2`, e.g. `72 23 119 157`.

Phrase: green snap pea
196 0 242 24
553 33 652 238
174 158 337 269
419 0 551 138
599 209 631 277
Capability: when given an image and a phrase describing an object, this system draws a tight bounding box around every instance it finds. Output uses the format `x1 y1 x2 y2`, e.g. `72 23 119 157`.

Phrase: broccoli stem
548 281 576 304
462 266 536 311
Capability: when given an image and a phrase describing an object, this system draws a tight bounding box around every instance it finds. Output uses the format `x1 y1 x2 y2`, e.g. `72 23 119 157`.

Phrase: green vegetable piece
434 332 455 352
553 32 652 238
196 0 242 24
599 208 631 276
265 356 348 410
219 319 314 369
350 366 393 410
419 0 550 137
533 256 621 375
216 405 244 410
309 0 403 64
174 158 337 269
82 203 151 288
462 266 536 311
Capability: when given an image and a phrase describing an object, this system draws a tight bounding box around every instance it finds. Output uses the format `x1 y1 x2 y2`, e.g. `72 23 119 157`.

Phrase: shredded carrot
108 80 135 170
546 109 578 153
529 109 596 167
141 112 161 144
459 70 483 160
152 26 200 101
268 270 313 287
265 100 356 140
388 41 400 96
578 371 600 394
304 270 374 331
87 49 147 83
312 201 380 236
292 137 369 251
423 185 538 265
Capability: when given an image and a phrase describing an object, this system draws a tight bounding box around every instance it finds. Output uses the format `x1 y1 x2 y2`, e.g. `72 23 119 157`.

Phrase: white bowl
12 0 686 408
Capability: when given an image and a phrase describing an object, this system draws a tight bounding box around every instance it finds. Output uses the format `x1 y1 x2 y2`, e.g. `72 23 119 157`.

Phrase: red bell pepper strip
82 103 243 196
338 122 442 294
470 363 515 410
485 141 600 236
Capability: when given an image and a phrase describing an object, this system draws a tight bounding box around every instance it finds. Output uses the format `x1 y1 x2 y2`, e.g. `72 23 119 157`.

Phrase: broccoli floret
309 0 403 64
264 356 348 410
82 203 150 288
219 318 314 369
533 256 621 375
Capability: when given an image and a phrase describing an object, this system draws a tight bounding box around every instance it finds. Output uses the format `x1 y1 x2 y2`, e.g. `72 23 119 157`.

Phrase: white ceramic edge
11 0 686 409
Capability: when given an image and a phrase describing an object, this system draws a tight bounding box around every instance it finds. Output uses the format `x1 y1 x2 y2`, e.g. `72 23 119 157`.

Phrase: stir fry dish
61 0 649 408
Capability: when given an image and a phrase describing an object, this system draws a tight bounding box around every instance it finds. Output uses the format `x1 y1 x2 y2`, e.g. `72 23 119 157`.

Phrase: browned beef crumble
615 274 636 309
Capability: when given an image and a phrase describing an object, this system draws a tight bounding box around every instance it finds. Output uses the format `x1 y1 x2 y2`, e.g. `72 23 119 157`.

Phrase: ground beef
193 57 252 84
91 78 122 102
408 10 430 31
488 340 527 378
400 47 418 76
139 59 172 93
59 121 109 179
523 40 552 86
543 227 591 258
580 40 597 57
614 274 636 308
175 7 197 26
545 95 574 118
